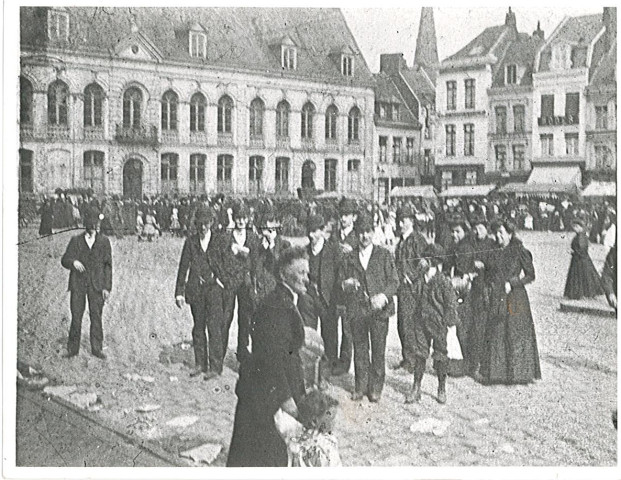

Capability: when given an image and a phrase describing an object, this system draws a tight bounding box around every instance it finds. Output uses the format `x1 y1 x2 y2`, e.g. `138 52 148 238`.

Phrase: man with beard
175 207 224 380
394 205 428 373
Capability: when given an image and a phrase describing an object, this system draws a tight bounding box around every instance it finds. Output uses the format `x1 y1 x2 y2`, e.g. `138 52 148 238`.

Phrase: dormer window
282 46 297 70
551 43 571 71
190 31 206 58
342 55 354 76
506 64 517 85
48 9 69 41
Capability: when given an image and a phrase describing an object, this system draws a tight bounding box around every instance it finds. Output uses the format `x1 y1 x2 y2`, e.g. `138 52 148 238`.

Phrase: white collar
341 225 353 238
311 237 325 255
401 227 413 240
281 282 298 306
424 267 437 284
200 230 211 251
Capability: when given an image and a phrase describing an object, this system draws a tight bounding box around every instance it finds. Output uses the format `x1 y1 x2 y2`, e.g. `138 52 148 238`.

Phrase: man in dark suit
175 207 224 380
306 214 341 369
217 202 261 362
329 198 359 375
339 214 399 403
61 208 112 359
227 246 309 467
394 205 428 373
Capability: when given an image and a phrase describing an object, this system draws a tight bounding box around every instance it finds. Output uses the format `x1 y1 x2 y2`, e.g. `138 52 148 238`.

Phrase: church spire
414 7 439 71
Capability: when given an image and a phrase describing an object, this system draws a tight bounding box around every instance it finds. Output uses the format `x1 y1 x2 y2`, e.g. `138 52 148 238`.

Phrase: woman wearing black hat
563 218 605 300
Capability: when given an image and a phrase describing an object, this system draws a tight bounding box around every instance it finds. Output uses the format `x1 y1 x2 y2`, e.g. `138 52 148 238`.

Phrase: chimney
532 21 545 41
603 7 617 50
380 53 407 75
505 7 517 30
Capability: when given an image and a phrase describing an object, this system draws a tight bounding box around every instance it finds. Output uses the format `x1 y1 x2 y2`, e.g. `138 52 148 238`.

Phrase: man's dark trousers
68 285 104 355
190 285 226 373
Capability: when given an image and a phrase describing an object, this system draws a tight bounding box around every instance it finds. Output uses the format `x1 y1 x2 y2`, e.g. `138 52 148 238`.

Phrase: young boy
405 243 459 405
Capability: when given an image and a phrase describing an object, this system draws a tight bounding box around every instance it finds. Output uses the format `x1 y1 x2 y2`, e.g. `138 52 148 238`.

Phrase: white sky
342 7 606 72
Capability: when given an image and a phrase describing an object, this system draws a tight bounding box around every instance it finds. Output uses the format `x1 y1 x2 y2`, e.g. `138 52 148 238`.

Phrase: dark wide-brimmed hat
396 205 416 220
306 214 326 233
339 198 358 216
194 207 213 225
232 202 249 219
354 213 375 234
83 207 102 229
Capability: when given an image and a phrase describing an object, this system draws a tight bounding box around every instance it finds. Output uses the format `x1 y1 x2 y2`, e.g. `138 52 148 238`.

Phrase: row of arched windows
20 77 363 142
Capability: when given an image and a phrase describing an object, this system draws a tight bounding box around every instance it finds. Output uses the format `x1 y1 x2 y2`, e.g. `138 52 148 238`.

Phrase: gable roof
400 67 435 104
491 33 544 87
372 72 420 127
444 25 509 63
590 41 617 86
20 7 374 88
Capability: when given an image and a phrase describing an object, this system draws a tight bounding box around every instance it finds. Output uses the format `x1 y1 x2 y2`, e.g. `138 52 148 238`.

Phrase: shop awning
498 183 580 194
438 184 497 198
499 165 582 195
390 185 437 198
581 181 617 197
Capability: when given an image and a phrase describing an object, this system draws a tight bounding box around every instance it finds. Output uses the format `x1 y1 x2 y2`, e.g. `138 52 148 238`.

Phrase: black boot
405 357 426 404
436 361 448 404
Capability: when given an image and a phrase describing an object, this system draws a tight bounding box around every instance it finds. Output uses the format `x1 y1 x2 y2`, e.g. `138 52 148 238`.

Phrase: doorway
123 158 143 199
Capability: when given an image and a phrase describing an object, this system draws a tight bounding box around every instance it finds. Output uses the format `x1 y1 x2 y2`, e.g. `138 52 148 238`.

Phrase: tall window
465 171 477 185
282 46 297 70
190 31 206 58
495 106 507 134
248 156 264 194
506 64 517 85
19 149 34 193
565 92 580 123
347 159 361 192
325 105 338 140
48 10 69 41
541 94 554 118
83 151 104 193
348 107 360 143
595 145 612 168
464 79 476 109
512 144 525 170
123 87 142 128
464 124 475 156
565 133 579 155
217 95 233 134
302 160 315 189
276 100 290 138
513 105 525 133
48 80 68 126
392 137 402 163
161 91 178 131
342 55 354 76
441 171 453 189
379 136 387 162
161 153 179 192
301 102 314 139
596 106 609 129
422 149 433 176
324 159 337 192
84 83 104 128
406 137 415 163
189 154 206 193
249 98 264 138
190 93 206 133
217 154 233 191
445 124 456 156
20 77 33 125
446 81 456 111
540 134 554 156
495 145 507 171
275 157 289 192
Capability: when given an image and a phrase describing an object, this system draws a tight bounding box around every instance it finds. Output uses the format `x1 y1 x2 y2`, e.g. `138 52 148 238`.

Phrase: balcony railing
84 126 105 141
20 124 34 140
301 138 315 151
249 135 265 148
161 130 179 144
276 136 290 149
217 133 234 147
190 131 208 144
346 140 362 153
47 125 70 140
325 138 339 152
216 181 233 193
538 115 579 127
115 124 159 145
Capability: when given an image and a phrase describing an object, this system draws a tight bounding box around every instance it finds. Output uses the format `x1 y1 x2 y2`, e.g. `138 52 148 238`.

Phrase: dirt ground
15 227 617 467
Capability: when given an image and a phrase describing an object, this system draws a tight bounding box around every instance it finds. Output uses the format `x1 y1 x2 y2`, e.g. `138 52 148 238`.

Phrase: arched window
217 154 234 192
161 152 179 193
217 95 233 134
20 77 33 125
301 102 315 139
190 93 206 132
275 157 289 192
161 90 178 131
48 80 69 126
84 83 104 127
276 100 290 138
325 104 338 140
348 106 360 143
123 87 142 128
84 151 105 193
190 153 206 193
249 155 264 194
347 159 361 192
301 159 315 189
249 98 264 137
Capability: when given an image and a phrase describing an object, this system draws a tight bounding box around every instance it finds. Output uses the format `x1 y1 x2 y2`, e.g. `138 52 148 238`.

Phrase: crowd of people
39 187 616 467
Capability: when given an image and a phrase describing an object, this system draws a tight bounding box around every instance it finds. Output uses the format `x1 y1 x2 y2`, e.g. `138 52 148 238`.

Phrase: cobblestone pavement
15 229 616 467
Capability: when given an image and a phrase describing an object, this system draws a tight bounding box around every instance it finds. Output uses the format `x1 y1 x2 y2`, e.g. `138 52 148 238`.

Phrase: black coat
216 229 261 291
61 233 112 293
307 240 341 307
227 284 306 467
174 233 222 305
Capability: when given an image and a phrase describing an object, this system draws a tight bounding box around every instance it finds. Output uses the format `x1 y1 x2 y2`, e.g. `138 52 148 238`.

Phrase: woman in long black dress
38 198 54 236
480 219 541 385
563 218 605 300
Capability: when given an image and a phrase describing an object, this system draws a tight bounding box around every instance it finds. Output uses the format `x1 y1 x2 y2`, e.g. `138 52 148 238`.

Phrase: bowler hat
83 207 101 229
339 198 358 216
354 213 375 234
232 202 249 219
397 205 416 220
306 214 326 233
194 207 213 225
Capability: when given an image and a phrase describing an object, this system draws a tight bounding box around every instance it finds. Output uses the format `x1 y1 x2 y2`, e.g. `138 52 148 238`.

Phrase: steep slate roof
400 67 435 104
538 14 603 71
491 33 544 87
372 72 419 126
590 42 617 86
20 7 374 88
414 7 439 73
444 25 508 62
